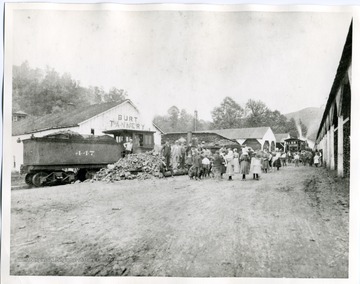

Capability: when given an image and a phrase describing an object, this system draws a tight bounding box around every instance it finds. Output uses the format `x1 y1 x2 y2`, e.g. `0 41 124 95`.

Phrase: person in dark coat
212 151 223 180
273 152 282 170
180 142 187 169
159 157 174 177
261 150 270 173
161 141 172 168
192 150 202 180
219 149 227 178
240 151 251 180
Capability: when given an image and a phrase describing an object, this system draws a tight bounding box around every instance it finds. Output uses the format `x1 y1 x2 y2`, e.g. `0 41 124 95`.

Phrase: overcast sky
12 8 352 121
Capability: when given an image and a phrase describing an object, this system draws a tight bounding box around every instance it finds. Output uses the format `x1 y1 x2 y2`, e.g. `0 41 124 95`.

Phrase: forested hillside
12 62 127 116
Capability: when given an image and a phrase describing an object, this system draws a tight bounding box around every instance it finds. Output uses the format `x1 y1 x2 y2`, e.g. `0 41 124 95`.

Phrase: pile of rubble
93 151 164 182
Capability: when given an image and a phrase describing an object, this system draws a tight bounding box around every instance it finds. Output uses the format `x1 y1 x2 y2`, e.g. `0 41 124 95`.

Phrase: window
139 134 144 146
91 128 95 135
144 134 153 146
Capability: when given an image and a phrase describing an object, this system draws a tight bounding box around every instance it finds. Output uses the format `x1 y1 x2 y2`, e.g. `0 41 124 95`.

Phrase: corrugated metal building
315 21 352 177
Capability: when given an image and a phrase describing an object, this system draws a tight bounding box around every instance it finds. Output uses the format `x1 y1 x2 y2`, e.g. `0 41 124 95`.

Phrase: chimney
194 110 198 131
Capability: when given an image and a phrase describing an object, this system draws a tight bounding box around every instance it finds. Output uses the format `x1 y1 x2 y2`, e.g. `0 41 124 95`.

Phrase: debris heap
93 151 163 182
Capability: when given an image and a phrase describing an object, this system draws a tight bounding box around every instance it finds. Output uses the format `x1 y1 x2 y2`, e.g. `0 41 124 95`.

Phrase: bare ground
10 165 349 277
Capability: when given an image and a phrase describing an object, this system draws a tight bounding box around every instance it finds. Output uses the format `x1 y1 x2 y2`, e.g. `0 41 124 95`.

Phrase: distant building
162 126 276 152
284 137 307 152
12 110 28 122
315 21 352 177
162 131 241 152
210 127 276 151
12 99 162 171
274 133 290 151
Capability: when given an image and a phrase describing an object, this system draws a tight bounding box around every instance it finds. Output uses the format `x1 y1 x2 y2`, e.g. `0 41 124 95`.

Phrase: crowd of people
159 139 325 180
159 140 323 181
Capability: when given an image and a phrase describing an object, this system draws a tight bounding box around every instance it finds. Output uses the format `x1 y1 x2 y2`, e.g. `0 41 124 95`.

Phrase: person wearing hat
161 140 172 169
261 150 270 173
191 149 202 180
212 150 223 180
240 150 251 180
124 138 133 156
225 148 234 180
180 141 187 169
233 148 240 174
250 151 262 180
273 150 282 171
159 156 174 177
171 140 181 170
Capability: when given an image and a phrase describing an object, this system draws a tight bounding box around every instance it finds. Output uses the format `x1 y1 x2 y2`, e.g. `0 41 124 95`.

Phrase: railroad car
20 134 122 187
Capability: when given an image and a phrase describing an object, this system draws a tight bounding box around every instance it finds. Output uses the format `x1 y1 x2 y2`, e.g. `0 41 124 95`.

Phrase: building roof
209 127 271 140
162 131 240 147
13 100 127 136
274 133 290 143
316 21 352 141
285 138 305 142
164 127 271 141
13 110 28 115
153 123 165 134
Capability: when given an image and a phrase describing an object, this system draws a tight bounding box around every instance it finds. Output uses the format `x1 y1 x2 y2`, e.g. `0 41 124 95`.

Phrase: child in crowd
294 152 300 167
314 153 320 167
191 150 202 180
185 153 193 169
202 156 211 178
250 152 262 180
281 152 287 166
261 151 269 173
240 150 251 180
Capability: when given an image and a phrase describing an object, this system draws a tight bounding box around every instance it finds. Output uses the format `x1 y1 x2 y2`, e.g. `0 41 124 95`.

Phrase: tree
244 99 268 127
167 106 180 130
178 109 194 131
211 97 245 129
88 86 106 104
12 61 42 114
152 107 212 133
104 87 127 102
153 114 173 133
12 62 130 117
264 110 288 133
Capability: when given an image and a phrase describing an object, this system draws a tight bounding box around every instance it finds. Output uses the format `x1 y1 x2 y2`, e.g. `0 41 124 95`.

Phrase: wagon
20 134 122 187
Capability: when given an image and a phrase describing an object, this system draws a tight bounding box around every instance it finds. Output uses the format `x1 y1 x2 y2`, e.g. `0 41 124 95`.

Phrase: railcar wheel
76 169 87 182
25 173 34 185
32 172 47 187
64 171 76 183
85 170 97 180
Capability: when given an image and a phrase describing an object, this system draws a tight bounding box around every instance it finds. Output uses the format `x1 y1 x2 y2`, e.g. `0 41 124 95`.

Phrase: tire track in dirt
10 166 349 277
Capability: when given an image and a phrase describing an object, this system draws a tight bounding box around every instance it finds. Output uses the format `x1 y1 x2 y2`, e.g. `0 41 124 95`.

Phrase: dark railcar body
23 137 121 167
21 135 122 186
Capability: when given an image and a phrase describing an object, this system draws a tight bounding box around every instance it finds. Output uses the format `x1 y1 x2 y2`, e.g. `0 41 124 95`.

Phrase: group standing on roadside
160 139 324 180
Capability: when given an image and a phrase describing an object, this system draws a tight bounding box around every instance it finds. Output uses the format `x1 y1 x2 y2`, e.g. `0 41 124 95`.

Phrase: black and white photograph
2 2 360 284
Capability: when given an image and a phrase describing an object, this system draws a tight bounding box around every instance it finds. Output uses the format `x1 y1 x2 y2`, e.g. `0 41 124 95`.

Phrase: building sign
109 114 145 130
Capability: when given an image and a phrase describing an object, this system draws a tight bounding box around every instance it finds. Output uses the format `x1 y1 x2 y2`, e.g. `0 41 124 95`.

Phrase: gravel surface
10 165 349 277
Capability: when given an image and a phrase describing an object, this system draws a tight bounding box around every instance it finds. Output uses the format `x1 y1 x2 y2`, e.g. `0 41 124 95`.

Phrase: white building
210 127 277 151
12 99 163 172
315 21 352 177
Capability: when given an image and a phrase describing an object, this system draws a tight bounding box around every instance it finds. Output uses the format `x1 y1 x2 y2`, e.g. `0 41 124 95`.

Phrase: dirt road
10 165 349 277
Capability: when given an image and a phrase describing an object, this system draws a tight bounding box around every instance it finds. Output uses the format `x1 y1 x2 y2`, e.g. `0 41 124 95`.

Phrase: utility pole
194 110 198 131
